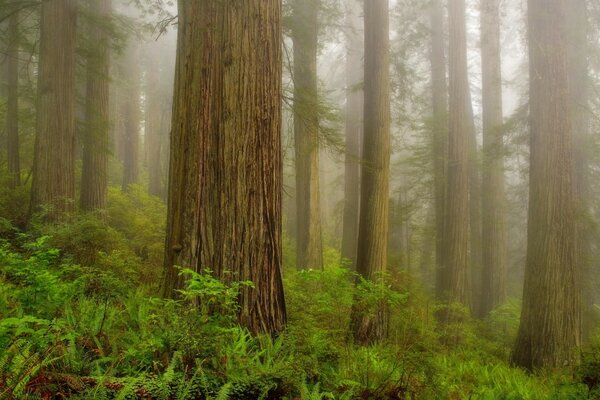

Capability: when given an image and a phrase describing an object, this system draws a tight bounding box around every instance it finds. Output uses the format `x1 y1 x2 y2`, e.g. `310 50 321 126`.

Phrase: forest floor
0 186 599 399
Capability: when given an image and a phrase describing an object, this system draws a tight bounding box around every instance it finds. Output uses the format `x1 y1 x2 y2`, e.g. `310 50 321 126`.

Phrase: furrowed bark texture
292 0 323 270
31 0 77 220
512 0 581 370
430 0 448 298
351 0 391 345
163 0 287 335
341 0 364 269
439 0 471 305
480 0 507 316
81 0 111 211
6 11 20 188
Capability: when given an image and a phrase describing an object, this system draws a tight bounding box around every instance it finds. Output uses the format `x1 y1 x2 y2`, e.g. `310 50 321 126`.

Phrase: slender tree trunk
512 0 581 370
6 11 20 188
146 44 163 198
31 0 77 220
163 0 287 335
350 0 391 345
479 0 507 316
341 0 363 269
122 44 140 191
292 0 323 270
438 0 471 305
81 0 111 211
468 102 481 312
430 0 448 299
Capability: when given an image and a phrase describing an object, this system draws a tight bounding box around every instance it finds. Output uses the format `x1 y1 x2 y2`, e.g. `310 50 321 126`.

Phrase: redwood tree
121 44 140 191
162 0 287 335
81 0 111 211
31 0 77 220
479 0 507 315
350 0 391 345
6 11 20 188
341 0 364 269
512 0 581 369
292 0 323 270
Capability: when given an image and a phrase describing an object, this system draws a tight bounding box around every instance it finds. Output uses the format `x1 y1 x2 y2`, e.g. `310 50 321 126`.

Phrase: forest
0 0 599 398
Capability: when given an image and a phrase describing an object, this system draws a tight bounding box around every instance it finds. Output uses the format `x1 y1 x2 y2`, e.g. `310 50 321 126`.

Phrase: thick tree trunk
430 0 448 299
31 0 77 220
479 0 507 316
6 11 20 188
438 0 471 305
512 0 581 370
292 0 323 270
163 0 287 335
341 0 363 269
350 0 391 345
121 44 140 191
81 0 111 211
566 0 591 342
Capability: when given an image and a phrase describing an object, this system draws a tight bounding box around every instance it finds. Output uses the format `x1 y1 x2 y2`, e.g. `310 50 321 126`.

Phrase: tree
146 42 163 198
512 0 581 369
6 11 20 188
350 0 391 344
438 0 472 305
341 0 364 269
479 0 507 315
31 0 77 220
81 0 111 211
429 0 448 298
162 0 287 335
292 0 323 270
121 43 140 191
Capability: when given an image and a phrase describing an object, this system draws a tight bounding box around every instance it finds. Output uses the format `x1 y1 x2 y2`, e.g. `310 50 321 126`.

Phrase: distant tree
163 0 287 335
512 0 581 369
81 0 112 211
121 43 140 191
146 42 163 198
479 0 507 316
292 0 323 270
429 0 448 297
31 0 77 220
6 10 20 188
350 0 391 345
341 0 363 269
438 0 472 305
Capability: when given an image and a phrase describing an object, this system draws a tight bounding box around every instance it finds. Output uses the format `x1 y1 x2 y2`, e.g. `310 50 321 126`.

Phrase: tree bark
341 0 363 269
429 0 448 300
350 0 391 345
163 0 287 335
31 0 77 220
479 0 507 316
512 0 581 370
81 0 111 211
121 44 140 191
438 0 471 305
292 0 323 270
6 11 20 188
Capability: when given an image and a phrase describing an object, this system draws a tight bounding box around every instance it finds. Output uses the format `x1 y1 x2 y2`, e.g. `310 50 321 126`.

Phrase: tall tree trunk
468 99 481 312
341 0 363 269
146 44 163 198
438 0 471 305
122 44 140 191
292 0 323 270
163 0 287 335
81 0 111 211
31 0 77 220
512 0 581 370
479 0 507 316
430 0 448 299
567 0 591 342
6 11 20 188
350 0 391 345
